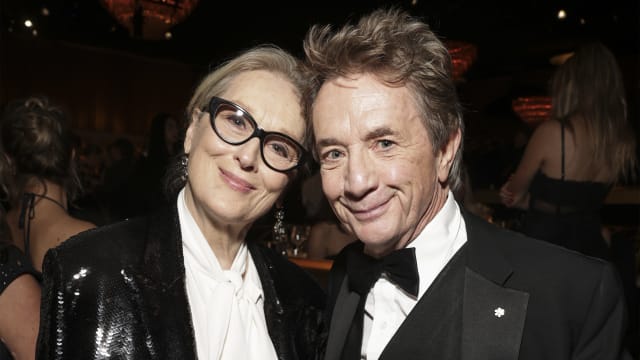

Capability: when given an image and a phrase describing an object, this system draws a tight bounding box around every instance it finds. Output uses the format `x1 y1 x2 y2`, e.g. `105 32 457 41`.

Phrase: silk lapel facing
324 276 361 360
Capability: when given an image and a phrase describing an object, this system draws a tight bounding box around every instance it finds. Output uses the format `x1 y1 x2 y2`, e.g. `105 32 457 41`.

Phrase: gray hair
303 8 464 190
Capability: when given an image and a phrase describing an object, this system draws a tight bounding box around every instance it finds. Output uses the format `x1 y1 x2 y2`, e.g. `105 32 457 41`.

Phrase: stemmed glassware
289 224 310 258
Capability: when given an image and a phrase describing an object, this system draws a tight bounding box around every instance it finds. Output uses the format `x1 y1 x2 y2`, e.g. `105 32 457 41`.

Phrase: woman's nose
235 138 261 171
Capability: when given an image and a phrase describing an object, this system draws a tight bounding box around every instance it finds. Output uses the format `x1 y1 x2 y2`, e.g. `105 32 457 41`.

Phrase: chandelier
444 41 477 81
101 0 200 40
512 96 552 127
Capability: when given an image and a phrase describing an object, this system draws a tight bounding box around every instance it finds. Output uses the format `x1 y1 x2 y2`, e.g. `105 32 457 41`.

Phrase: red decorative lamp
444 40 477 81
101 0 200 40
512 96 552 127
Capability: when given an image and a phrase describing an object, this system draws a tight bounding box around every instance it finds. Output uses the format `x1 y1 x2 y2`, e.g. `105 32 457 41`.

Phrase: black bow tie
346 243 419 297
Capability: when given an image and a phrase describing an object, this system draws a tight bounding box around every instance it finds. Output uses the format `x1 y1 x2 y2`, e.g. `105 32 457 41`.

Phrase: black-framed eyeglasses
205 97 307 173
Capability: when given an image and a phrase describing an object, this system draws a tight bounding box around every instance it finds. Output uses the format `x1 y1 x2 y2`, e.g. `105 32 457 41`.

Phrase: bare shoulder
0 273 40 299
57 215 96 243
72 218 97 233
526 120 562 158
0 273 40 360
531 119 561 141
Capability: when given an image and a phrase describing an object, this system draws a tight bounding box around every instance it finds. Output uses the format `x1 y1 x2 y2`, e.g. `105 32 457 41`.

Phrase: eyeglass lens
212 103 302 171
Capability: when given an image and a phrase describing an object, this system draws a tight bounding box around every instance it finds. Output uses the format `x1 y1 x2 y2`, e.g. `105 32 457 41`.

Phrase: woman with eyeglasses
36 45 325 360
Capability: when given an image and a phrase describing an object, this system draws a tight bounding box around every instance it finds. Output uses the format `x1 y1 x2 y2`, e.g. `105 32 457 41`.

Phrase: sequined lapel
248 243 287 357
124 206 197 359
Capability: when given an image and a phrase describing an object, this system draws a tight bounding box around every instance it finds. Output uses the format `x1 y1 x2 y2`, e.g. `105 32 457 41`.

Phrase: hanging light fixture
512 96 552 127
444 40 478 81
101 0 200 40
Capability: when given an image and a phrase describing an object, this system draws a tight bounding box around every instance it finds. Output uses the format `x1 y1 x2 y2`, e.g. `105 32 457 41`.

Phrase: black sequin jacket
36 205 326 360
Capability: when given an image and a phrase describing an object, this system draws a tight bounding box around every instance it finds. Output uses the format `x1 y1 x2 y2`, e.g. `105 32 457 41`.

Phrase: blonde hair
551 42 637 183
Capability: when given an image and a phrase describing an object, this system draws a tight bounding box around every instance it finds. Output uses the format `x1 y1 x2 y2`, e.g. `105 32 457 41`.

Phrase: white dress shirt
178 189 278 360
360 192 467 360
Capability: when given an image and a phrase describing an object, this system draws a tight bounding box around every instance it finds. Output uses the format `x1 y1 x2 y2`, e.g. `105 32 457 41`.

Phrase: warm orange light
445 41 478 81
512 96 552 127
101 0 200 40
549 52 574 66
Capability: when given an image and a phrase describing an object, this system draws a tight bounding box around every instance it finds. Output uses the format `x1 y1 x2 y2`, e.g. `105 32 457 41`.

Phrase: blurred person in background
72 141 110 226
1 96 95 275
303 171 357 260
99 137 137 222
130 112 181 216
76 142 106 197
0 143 40 360
500 42 637 260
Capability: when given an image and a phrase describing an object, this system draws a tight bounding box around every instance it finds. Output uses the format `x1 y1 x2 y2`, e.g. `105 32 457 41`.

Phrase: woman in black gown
500 42 637 260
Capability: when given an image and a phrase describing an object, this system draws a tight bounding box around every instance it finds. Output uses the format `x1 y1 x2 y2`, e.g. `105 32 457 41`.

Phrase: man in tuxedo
303 7 631 360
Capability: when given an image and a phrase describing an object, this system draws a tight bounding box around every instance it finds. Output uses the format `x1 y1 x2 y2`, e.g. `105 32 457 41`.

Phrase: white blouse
178 189 278 360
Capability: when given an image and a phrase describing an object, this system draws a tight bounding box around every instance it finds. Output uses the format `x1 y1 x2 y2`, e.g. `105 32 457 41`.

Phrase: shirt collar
407 191 467 298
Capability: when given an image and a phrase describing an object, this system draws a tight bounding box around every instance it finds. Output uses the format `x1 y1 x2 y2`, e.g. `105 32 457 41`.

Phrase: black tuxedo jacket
36 205 325 360
324 211 630 360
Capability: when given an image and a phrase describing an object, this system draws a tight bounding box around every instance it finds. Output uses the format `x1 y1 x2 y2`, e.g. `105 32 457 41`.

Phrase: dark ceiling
2 1 638 182
2 0 638 79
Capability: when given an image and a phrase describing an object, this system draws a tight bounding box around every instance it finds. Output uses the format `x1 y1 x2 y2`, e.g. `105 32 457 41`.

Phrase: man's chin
360 234 402 257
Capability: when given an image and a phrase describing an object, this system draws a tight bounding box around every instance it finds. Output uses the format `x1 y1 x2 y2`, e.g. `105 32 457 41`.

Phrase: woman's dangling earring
273 203 287 254
180 154 189 182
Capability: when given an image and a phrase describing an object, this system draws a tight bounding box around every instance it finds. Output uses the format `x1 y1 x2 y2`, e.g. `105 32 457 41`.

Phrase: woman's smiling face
183 70 305 227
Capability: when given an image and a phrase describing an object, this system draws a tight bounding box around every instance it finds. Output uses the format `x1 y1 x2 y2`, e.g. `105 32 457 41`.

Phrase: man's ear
184 109 202 154
437 128 462 183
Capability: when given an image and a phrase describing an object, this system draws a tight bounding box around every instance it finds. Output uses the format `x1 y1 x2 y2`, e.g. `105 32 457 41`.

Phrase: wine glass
289 224 310 257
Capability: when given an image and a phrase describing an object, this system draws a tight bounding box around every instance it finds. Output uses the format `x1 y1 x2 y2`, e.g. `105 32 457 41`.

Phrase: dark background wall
1 35 199 145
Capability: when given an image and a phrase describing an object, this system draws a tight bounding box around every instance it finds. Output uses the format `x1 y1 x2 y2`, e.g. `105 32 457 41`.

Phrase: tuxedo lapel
462 268 528 360
125 207 197 359
324 277 361 360
380 245 467 359
462 212 529 360
325 212 530 360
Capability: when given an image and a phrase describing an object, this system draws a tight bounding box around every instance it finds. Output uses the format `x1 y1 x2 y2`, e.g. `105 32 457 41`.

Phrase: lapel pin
494 307 505 318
